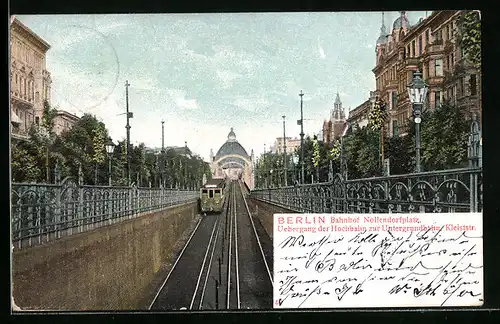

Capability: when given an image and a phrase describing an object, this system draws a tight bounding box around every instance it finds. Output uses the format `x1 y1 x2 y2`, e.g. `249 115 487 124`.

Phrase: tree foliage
407 103 470 171
457 10 481 69
254 100 474 188
11 106 211 188
368 97 388 131
311 135 320 168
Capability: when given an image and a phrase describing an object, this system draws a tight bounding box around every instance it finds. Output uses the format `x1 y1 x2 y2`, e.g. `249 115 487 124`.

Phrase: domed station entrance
209 128 254 188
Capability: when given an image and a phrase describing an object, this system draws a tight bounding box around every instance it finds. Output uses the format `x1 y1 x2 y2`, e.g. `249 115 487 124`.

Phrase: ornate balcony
11 89 35 106
405 58 419 67
427 40 445 54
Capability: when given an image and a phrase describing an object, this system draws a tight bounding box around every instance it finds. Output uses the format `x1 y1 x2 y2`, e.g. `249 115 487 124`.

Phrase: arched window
35 116 40 125
35 91 39 103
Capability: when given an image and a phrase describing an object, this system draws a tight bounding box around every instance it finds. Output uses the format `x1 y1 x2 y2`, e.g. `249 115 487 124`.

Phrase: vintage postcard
10 10 482 311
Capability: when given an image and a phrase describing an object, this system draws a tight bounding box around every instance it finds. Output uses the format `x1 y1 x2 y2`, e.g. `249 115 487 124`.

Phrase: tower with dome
209 127 254 188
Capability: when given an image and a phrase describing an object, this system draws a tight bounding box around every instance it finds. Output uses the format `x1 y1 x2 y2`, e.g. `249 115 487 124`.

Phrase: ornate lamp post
106 140 115 186
407 70 428 173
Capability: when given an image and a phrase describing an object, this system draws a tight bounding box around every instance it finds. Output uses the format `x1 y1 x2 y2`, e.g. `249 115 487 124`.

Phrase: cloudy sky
17 11 429 161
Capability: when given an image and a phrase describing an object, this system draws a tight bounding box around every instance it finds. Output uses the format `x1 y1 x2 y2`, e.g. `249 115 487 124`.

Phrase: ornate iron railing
250 167 482 214
11 177 198 249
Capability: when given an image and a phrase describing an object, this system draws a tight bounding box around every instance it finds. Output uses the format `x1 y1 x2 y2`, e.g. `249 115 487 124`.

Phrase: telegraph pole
161 120 165 188
299 90 305 184
282 115 287 187
125 80 132 186
161 120 165 153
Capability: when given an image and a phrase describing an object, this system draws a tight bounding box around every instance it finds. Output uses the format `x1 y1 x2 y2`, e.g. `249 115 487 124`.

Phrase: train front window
202 189 208 194
209 190 214 198
215 189 221 195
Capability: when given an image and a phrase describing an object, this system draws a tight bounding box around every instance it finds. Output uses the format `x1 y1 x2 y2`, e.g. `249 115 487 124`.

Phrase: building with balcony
372 10 480 137
10 17 52 141
322 92 347 144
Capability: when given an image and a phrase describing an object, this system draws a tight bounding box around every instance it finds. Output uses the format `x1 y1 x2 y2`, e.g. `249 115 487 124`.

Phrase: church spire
380 11 386 35
334 92 341 105
332 91 344 121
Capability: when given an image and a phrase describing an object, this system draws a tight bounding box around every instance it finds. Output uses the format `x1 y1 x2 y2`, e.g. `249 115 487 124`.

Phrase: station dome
215 128 249 159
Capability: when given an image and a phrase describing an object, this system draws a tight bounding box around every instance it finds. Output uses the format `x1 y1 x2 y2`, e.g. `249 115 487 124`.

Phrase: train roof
203 178 225 188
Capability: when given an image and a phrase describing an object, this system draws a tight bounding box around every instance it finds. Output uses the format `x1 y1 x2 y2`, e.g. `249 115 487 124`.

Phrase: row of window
201 189 222 198
12 73 38 102
11 37 45 70
383 73 476 115
403 27 433 59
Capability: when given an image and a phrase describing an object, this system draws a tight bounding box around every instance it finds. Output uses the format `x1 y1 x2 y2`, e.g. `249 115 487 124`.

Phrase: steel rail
198 201 226 309
234 182 241 308
189 215 220 309
226 182 233 308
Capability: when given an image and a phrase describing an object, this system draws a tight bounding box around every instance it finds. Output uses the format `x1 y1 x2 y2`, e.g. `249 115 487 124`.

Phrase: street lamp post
299 90 305 184
106 140 115 186
282 115 287 187
407 70 428 173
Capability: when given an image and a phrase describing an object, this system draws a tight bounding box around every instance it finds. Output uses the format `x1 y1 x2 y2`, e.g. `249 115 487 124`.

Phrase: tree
91 122 107 185
343 126 379 178
457 10 481 69
384 134 413 175
457 10 482 127
407 102 469 171
58 114 110 185
16 100 60 183
311 136 320 182
10 143 41 182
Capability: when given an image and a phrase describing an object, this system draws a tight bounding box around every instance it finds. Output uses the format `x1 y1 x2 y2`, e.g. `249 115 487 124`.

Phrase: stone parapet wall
12 202 198 310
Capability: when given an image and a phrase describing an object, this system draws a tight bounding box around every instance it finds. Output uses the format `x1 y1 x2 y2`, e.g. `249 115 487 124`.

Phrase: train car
199 178 226 214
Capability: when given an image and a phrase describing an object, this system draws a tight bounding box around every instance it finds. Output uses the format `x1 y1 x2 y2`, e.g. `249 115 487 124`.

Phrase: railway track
148 180 273 310
148 201 225 310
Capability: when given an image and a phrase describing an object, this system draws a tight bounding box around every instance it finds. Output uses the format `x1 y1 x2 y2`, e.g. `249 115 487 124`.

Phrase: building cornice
11 18 51 53
55 110 80 121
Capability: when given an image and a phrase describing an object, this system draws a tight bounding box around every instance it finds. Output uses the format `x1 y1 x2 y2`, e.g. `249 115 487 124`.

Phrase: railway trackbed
149 180 273 310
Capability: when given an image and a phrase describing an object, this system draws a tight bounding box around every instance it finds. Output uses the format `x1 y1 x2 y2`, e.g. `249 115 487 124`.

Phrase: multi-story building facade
271 137 301 155
53 110 80 136
347 91 376 132
10 17 52 141
322 93 347 144
372 10 480 137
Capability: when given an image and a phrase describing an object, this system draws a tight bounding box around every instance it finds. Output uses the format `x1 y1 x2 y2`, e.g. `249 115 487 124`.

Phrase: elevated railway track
149 180 273 310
